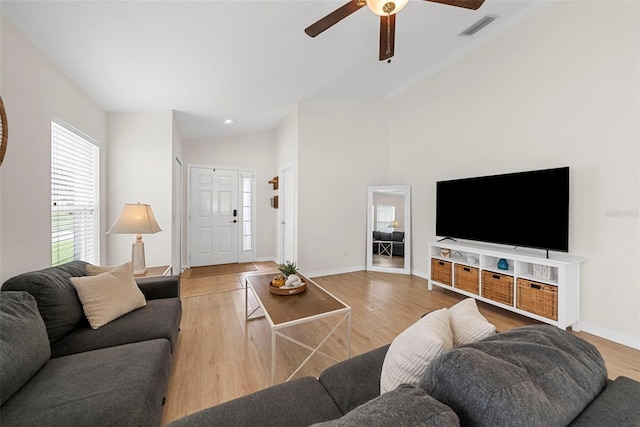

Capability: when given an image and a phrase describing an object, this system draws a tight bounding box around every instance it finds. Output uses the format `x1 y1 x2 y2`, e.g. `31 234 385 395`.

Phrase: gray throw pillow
0 291 51 405
420 325 607 427
311 384 459 427
1 261 88 343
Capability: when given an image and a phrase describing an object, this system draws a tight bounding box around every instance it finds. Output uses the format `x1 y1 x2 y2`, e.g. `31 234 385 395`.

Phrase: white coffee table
375 240 394 257
245 273 351 384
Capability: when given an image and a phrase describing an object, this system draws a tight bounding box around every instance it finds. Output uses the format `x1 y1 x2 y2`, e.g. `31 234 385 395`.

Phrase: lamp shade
367 0 410 16
107 203 162 235
388 220 400 229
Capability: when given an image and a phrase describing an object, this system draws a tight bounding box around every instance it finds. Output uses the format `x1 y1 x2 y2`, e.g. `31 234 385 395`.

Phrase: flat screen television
436 167 569 252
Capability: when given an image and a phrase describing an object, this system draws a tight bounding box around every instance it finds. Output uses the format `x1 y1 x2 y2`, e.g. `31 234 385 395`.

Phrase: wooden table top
134 265 171 277
246 273 349 326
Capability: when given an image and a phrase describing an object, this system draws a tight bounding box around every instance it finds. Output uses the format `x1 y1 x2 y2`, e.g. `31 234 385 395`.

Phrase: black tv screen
436 167 569 252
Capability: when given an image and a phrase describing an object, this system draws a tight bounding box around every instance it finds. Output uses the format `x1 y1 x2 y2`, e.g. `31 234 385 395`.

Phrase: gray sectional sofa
372 231 405 257
0 261 182 427
168 325 640 427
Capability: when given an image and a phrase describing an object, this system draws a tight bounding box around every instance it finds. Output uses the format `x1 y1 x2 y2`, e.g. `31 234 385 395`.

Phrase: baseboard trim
305 265 365 278
411 269 429 280
256 256 276 263
579 321 640 350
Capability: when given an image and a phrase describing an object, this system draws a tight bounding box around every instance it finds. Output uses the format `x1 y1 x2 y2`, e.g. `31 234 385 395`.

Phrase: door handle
231 219 237 223
233 209 238 217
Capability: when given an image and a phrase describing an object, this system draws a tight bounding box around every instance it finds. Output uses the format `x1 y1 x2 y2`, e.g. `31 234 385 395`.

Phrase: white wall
0 19 107 282
182 131 276 262
388 1 639 347
275 107 299 172
107 112 174 267
297 99 389 276
172 114 185 271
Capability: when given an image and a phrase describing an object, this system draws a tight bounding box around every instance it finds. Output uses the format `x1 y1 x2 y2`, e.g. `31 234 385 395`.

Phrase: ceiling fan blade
425 0 486 10
305 1 366 38
379 14 396 62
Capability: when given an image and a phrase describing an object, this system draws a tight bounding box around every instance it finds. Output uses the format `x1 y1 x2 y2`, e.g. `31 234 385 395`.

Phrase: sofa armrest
569 376 640 426
166 377 342 427
135 275 180 300
318 344 390 415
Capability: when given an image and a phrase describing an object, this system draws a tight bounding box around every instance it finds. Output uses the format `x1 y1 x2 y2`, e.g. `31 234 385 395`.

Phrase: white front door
189 167 239 267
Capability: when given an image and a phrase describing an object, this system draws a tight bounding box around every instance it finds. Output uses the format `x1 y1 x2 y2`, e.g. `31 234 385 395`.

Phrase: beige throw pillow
380 308 453 394
70 262 146 329
448 298 496 346
86 263 127 276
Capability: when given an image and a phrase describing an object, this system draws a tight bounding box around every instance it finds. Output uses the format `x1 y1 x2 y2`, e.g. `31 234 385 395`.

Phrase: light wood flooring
371 253 404 268
161 261 640 425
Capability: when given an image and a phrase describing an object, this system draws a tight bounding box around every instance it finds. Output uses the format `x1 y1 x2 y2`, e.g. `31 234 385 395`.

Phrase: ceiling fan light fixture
366 0 409 16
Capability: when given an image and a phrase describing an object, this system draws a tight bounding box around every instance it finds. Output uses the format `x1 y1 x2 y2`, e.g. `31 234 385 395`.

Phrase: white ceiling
1 0 540 140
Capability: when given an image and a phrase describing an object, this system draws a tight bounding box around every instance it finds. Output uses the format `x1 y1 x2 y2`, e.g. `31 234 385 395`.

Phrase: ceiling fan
305 0 486 62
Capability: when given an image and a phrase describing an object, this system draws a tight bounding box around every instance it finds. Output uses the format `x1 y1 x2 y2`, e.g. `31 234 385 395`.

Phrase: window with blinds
375 205 395 233
51 120 100 266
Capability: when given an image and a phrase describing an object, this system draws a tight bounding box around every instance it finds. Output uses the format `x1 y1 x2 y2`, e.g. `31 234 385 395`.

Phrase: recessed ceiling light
223 119 234 125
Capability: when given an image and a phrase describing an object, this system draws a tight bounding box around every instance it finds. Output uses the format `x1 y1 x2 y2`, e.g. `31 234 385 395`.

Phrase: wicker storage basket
481 271 514 306
431 259 452 286
516 279 558 320
454 265 479 295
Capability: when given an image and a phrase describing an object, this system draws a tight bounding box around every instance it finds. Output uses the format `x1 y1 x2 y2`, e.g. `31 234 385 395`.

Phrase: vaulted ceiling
1 0 539 140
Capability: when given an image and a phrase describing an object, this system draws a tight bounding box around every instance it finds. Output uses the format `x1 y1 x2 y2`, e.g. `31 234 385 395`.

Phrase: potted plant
279 261 298 277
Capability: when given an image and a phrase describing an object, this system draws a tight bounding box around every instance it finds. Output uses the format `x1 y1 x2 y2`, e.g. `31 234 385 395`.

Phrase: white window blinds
51 120 100 266
376 205 395 233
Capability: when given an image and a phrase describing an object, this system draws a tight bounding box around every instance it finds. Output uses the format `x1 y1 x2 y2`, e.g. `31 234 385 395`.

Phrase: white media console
428 240 586 330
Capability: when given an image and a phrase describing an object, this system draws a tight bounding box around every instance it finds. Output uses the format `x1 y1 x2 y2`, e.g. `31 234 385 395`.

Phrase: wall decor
0 95 7 167
533 264 552 280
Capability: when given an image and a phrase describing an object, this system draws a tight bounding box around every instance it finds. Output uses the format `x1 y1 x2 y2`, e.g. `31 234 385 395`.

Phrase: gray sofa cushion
1 261 89 343
319 344 390 415
0 339 172 427
166 377 343 427
50 297 182 357
0 291 51 405
136 275 181 299
391 231 404 242
311 384 459 426
420 325 607 427
569 376 640 426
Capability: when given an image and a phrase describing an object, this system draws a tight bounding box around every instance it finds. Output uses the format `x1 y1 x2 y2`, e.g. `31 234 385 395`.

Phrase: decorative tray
269 282 306 295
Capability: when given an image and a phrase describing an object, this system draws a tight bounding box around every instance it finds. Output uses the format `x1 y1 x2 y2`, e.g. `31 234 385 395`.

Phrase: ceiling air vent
459 15 498 36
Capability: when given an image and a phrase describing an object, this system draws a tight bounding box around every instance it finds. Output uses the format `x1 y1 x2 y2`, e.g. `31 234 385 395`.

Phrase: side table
134 265 172 278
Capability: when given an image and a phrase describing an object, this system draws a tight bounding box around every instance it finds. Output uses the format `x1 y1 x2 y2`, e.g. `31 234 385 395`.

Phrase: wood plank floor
161 261 640 425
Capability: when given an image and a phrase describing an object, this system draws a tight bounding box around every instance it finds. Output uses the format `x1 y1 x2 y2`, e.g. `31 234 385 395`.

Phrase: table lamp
107 203 162 275
388 220 400 231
